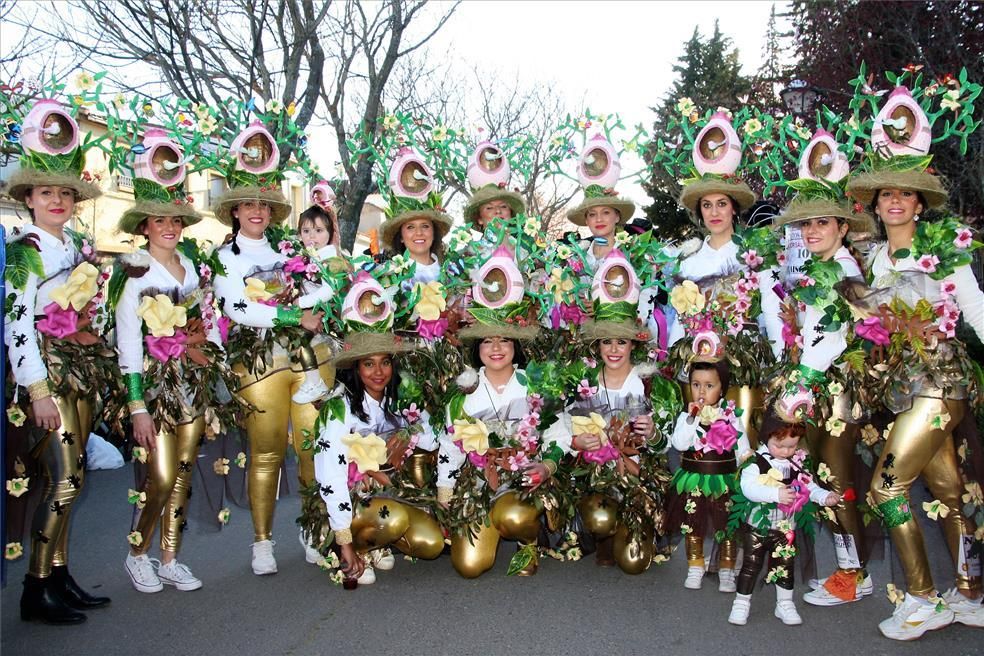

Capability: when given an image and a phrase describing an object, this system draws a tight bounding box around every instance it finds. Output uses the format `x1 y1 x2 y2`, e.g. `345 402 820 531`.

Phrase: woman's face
585 205 620 239
875 188 923 229
599 338 631 373
234 200 273 239
400 218 434 260
798 216 848 261
25 186 75 234
477 199 513 229
357 354 393 400
142 215 185 252
478 337 515 374
699 193 736 238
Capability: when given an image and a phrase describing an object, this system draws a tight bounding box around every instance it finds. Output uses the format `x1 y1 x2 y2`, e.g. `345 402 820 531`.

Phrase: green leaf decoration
327 397 346 423
106 265 129 310
871 153 933 173
132 177 173 203
4 239 45 290
21 147 83 176
506 543 537 576
593 300 637 322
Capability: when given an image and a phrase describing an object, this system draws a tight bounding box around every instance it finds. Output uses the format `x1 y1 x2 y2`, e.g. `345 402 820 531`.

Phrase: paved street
2 465 981 656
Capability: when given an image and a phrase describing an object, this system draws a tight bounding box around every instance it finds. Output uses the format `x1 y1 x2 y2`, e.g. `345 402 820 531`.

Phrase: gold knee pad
393 504 444 560
579 493 618 539
352 498 410 552
490 491 540 544
614 523 654 575
451 519 500 578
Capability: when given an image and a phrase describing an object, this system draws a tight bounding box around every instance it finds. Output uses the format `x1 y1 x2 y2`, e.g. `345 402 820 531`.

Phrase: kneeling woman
313 276 444 585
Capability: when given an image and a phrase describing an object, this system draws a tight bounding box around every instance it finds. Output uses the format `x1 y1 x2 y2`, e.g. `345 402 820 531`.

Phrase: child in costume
728 418 840 626
667 353 749 592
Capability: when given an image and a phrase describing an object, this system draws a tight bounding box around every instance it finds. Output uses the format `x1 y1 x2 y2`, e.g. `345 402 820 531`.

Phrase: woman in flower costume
544 251 678 574
769 130 878 608
4 97 116 623
108 127 240 593
461 139 527 235
437 246 566 578
378 147 453 284
211 118 332 575
311 267 444 585
839 78 984 640
662 110 784 448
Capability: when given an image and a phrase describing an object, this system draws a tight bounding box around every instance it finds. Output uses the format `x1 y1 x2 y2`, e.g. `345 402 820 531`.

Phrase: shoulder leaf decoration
4 235 44 290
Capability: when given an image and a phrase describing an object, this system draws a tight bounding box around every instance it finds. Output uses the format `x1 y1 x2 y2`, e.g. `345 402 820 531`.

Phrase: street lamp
780 79 820 116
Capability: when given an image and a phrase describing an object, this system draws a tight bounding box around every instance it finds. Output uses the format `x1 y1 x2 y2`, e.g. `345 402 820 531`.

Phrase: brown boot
595 536 615 567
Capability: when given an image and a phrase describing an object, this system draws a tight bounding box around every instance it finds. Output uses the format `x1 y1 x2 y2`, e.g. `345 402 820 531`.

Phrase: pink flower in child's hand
701 419 738 455
916 254 940 273
954 228 973 249
284 255 307 274
778 475 811 515
856 316 890 346
217 316 231 343
742 249 764 269
36 302 78 339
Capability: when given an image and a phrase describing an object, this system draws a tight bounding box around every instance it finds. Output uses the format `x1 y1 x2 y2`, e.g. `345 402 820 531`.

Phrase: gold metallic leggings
29 394 91 578
351 498 443 559
451 491 540 578
237 363 332 541
130 417 205 554
685 534 737 569
578 493 656 575
869 397 980 596
808 422 867 569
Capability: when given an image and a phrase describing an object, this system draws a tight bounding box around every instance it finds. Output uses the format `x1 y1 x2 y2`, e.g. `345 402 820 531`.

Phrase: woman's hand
300 309 324 333
521 462 550 490
131 413 158 451
339 543 365 579
572 433 602 452
32 397 61 432
631 414 654 439
777 485 796 505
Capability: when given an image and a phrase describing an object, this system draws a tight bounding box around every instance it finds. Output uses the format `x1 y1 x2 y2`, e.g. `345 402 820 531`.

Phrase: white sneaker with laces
357 565 376 585
251 540 278 575
942 588 984 627
878 592 954 641
684 566 704 590
372 549 396 571
729 595 751 625
157 559 203 591
808 572 873 596
125 553 163 593
299 529 320 565
718 567 737 593
292 379 330 405
804 569 869 606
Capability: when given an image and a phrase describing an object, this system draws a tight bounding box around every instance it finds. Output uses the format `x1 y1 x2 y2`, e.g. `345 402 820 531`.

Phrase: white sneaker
942 588 984 627
157 559 203 591
878 592 954 641
775 600 803 625
299 529 320 565
357 565 376 585
125 553 163 593
718 567 737 593
808 571 873 596
371 549 395 571
251 540 278 575
804 569 869 606
729 595 751 625
684 566 704 590
292 379 329 404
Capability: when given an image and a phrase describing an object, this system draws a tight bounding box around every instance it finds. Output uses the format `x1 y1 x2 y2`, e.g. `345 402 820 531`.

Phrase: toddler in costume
728 418 840 626
291 204 340 404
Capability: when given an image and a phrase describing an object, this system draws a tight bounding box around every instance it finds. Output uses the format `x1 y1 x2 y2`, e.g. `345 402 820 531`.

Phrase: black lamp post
780 79 820 116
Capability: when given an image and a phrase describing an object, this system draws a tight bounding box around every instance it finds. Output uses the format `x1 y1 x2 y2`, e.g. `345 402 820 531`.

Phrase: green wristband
542 444 564 465
124 373 144 403
793 364 826 387
274 305 302 328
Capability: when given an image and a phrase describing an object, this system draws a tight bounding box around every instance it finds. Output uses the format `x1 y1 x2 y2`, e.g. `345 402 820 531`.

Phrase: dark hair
759 411 806 444
389 218 446 263
229 216 242 255
695 195 740 225
470 337 527 370
688 360 731 395
337 356 402 423
298 205 336 243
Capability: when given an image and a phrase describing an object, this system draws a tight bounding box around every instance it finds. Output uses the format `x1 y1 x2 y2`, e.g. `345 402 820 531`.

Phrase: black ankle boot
50 565 111 610
21 575 87 624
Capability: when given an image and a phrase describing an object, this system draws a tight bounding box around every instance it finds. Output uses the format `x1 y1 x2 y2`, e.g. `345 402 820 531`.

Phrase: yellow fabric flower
137 294 188 337
962 481 983 506
886 583 905 606
341 432 388 473
922 499 950 521
546 268 574 304
49 262 100 311
414 281 447 321
213 458 230 476
218 508 231 525
825 417 847 437
698 404 722 426
243 277 274 302
127 531 143 547
757 468 784 488
670 280 705 316
5 542 24 560
6 477 29 498
453 419 491 455
132 446 148 463
571 412 607 436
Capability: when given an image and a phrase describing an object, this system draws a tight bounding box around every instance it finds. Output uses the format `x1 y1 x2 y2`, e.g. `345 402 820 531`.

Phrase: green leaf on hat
132 176 173 203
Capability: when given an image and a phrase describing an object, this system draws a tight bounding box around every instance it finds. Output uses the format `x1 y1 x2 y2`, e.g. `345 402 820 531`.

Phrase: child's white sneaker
292 378 329 404
357 565 376 585
371 548 395 571
684 566 704 590
718 567 737 593
729 595 751 625
775 587 803 625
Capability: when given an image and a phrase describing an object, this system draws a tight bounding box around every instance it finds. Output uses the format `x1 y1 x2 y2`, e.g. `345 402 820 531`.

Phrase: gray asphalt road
2 465 981 656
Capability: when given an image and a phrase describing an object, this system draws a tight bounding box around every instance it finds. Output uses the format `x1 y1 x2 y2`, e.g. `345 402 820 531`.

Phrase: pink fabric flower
778 474 812 515
581 442 620 465
577 379 598 399
954 228 973 249
145 331 188 362
856 316 890 346
742 250 764 269
569 258 583 273
700 419 738 455
347 461 365 489
284 255 308 274
278 240 295 256
782 322 799 347
217 316 231 343
417 317 448 341
402 403 421 424
36 302 78 339
916 254 940 273
527 394 544 413
466 451 488 468
940 280 957 297
550 302 587 329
